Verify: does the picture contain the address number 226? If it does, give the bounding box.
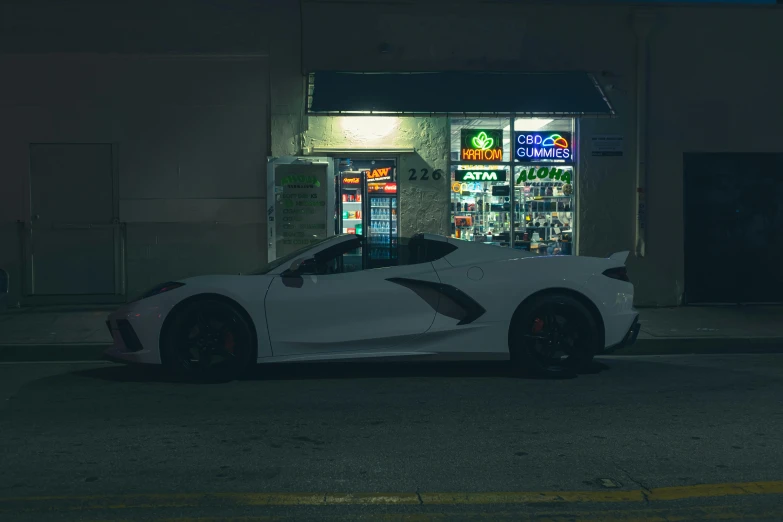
[408,168,443,181]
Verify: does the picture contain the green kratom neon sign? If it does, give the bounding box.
[516,167,572,184]
[471,132,494,150]
[461,129,503,161]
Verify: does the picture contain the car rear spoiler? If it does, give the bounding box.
[608,251,630,264]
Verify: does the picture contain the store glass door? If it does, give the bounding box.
[513,165,575,255]
[450,167,511,245]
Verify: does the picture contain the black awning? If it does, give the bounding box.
[307,71,615,117]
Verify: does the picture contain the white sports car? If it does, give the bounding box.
[105,233,639,379]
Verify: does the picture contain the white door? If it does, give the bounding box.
[264,238,439,356]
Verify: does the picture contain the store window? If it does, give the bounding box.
[449,117,576,255]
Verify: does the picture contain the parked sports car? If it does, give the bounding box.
[105,233,639,379]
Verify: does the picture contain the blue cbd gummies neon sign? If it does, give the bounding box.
[514,132,573,162]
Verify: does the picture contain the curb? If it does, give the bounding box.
[613,337,783,356]
[0,343,110,362]
[1,338,783,363]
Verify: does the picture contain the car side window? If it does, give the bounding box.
[397,236,457,266]
[304,238,363,275]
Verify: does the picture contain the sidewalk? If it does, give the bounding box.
[0,305,782,362]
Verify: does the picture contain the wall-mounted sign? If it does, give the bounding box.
[454,169,508,182]
[342,176,361,185]
[514,131,573,162]
[591,134,623,157]
[461,129,503,161]
[515,167,573,184]
[365,166,392,181]
[274,163,328,258]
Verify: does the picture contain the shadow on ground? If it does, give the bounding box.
[73,359,611,384]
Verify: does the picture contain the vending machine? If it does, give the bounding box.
[365,180,398,267]
[336,170,364,236]
[334,159,399,268]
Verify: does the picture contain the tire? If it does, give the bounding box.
[161,298,257,382]
[509,293,599,378]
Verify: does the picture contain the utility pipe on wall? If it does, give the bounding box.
[632,11,655,258]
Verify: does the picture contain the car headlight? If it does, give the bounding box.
[132,282,185,302]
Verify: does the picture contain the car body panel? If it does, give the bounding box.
[104,234,638,367]
[264,262,440,356]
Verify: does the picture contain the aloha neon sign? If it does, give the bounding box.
[461,129,503,161]
[515,167,572,184]
[514,132,572,162]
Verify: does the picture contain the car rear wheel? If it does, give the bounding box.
[161,299,256,381]
[509,294,599,378]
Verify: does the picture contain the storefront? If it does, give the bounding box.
[286,71,614,258]
[449,117,576,254]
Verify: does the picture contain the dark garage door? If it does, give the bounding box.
[684,153,783,303]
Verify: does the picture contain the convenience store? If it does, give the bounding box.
[303,71,615,256]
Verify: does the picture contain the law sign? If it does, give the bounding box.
[454,169,507,182]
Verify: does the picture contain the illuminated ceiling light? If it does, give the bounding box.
[504,118,554,132]
[339,116,399,139]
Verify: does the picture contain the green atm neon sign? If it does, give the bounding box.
[455,169,508,182]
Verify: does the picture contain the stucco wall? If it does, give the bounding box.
[0,55,269,304]
[303,116,451,236]
[294,0,783,306]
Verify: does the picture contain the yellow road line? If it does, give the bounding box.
[1,480,782,512]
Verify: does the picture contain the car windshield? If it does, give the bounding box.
[250,236,347,275]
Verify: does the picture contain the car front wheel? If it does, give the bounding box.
[161,299,256,381]
[509,294,599,378]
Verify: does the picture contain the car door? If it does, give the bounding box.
[264,237,440,357]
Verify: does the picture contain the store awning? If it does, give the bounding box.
[306,71,615,117]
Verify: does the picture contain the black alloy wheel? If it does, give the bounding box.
[509,294,598,378]
[162,299,256,381]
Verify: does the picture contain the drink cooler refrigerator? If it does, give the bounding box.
[335,173,398,268]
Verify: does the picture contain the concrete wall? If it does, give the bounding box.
[296,0,783,306]
[1,1,781,307]
[0,55,269,304]
[303,116,451,236]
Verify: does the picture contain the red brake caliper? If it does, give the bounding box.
[223,331,235,354]
[532,318,545,334]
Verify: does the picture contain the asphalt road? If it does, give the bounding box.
[1,354,783,521]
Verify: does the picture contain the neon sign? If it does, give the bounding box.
[366,167,392,181]
[454,169,507,182]
[514,132,572,162]
[461,129,503,161]
[368,182,397,193]
[342,176,361,185]
[515,167,572,184]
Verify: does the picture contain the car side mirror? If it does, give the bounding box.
[288,258,305,274]
[287,257,316,275]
